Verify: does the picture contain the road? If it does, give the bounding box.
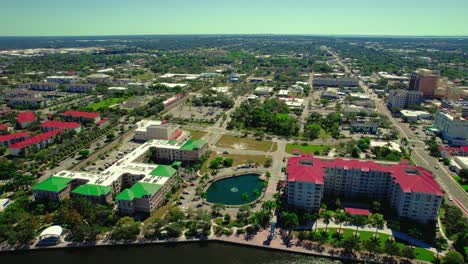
[325,46,468,215]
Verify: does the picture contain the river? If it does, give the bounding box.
[0,241,348,264]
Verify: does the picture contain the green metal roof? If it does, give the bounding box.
[116,182,162,201]
[115,189,134,201]
[168,140,177,145]
[172,161,182,166]
[150,165,176,177]
[180,139,207,151]
[71,184,112,197]
[32,176,71,192]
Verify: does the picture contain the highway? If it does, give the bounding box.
[326,46,468,215]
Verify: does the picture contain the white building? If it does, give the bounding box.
[433,110,468,146]
[400,110,432,122]
[134,120,182,141]
[254,86,273,96]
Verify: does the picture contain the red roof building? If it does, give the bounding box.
[40,121,81,132]
[9,130,63,156]
[0,131,30,147]
[16,111,36,128]
[344,208,370,216]
[62,110,101,123]
[286,155,443,223]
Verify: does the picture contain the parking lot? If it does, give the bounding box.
[82,140,142,173]
[166,105,224,122]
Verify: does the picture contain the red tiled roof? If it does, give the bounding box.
[96,117,110,125]
[286,155,443,196]
[62,110,100,119]
[17,111,35,123]
[40,121,80,129]
[0,131,29,142]
[9,130,62,149]
[0,124,9,130]
[176,93,184,98]
[461,146,468,152]
[345,208,370,216]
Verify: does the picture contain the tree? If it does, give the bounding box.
[342,235,361,253]
[363,236,381,254]
[223,213,231,224]
[321,211,333,232]
[434,236,448,259]
[459,168,468,183]
[79,149,90,158]
[384,239,400,257]
[335,210,347,234]
[370,213,384,238]
[350,215,368,237]
[281,211,299,236]
[371,201,381,212]
[401,246,417,259]
[165,207,185,223]
[222,158,233,167]
[106,132,115,140]
[261,200,276,213]
[304,123,321,140]
[442,251,464,264]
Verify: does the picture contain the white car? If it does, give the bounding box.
[448,196,453,201]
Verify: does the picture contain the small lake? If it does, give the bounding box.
[205,174,264,205]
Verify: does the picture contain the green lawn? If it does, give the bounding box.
[454,176,468,192]
[87,97,126,111]
[216,135,273,152]
[313,228,435,262]
[285,143,333,155]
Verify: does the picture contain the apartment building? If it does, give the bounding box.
[18,82,58,91]
[9,130,63,156]
[285,155,443,223]
[40,120,81,133]
[433,110,468,146]
[387,89,423,111]
[61,110,101,123]
[64,83,96,93]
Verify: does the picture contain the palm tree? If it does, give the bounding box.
[434,236,448,260]
[350,215,368,237]
[335,209,347,234]
[321,211,333,233]
[370,213,385,238]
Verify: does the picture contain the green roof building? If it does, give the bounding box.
[71,184,113,203]
[116,182,162,201]
[150,165,177,178]
[32,176,71,193]
[180,139,207,151]
[32,176,72,201]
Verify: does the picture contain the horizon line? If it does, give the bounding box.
[0,33,467,39]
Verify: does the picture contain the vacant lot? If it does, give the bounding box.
[285,143,333,155]
[216,135,273,152]
[87,97,126,111]
[184,128,207,140]
[167,105,224,122]
[201,152,271,174]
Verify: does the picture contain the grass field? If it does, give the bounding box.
[313,228,435,262]
[285,143,333,155]
[454,176,468,191]
[201,152,270,174]
[184,128,207,140]
[87,97,126,111]
[215,135,273,152]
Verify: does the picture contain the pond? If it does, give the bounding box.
[205,174,265,205]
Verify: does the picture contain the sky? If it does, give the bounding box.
[0,0,467,36]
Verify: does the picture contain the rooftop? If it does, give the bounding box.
[32,176,71,192]
[17,111,35,123]
[10,130,63,149]
[62,110,100,119]
[180,139,207,151]
[287,155,443,196]
[71,184,112,197]
[115,182,162,201]
[40,120,81,129]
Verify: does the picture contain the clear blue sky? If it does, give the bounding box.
[1,0,467,36]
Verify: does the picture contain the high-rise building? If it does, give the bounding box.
[387,89,423,111]
[408,69,440,97]
[285,155,443,223]
[433,109,468,146]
